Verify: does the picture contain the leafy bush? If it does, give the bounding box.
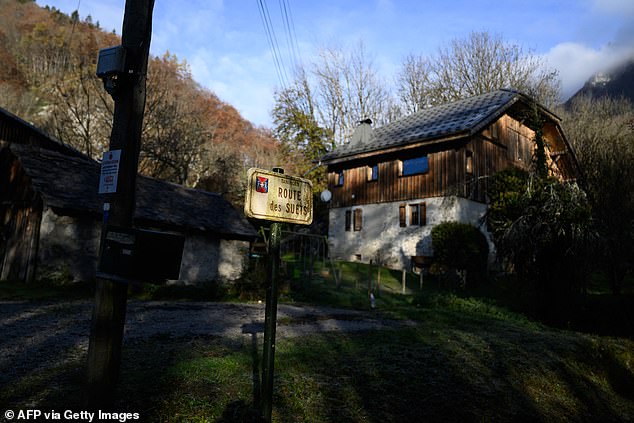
[431,221,489,288]
[487,168,597,313]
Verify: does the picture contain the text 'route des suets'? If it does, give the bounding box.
[269,185,310,216]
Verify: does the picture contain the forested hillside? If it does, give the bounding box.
[0,0,288,207]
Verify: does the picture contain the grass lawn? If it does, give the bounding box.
[1,263,634,422]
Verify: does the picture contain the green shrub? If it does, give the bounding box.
[431,221,489,288]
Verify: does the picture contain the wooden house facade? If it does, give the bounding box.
[321,90,580,269]
[0,107,257,284]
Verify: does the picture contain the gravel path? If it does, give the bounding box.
[0,300,415,390]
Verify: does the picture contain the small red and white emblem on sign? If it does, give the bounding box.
[255,176,268,193]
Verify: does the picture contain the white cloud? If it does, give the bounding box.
[545,42,634,100]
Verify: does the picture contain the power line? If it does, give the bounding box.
[279,0,301,71]
[257,0,289,89]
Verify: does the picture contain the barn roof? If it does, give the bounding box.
[7,143,257,240]
[322,89,560,162]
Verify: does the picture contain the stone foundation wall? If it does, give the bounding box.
[328,196,490,269]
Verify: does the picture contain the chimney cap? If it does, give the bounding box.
[359,118,373,125]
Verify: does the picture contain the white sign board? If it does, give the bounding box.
[244,168,313,225]
[98,150,121,194]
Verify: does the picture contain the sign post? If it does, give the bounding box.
[244,167,312,422]
[261,208,281,422]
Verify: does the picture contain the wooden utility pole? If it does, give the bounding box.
[86,0,154,409]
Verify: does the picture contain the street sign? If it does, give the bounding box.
[98,150,121,194]
[244,168,313,225]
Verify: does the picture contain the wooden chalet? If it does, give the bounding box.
[0,107,257,284]
[321,89,580,269]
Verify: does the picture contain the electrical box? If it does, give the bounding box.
[96,46,126,77]
[98,226,136,279]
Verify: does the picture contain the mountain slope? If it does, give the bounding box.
[566,58,634,106]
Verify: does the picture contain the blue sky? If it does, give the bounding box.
[37,0,634,127]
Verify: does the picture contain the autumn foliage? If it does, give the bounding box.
[0,0,283,207]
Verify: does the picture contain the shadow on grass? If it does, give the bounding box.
[2,299,633,422]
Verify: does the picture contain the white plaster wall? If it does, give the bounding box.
[328,196,489,269]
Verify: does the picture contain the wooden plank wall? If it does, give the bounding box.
[328,113,571,208]
[329,146,464,208]
[0,148,42,282]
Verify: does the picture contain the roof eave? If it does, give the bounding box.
[321,131,470,165]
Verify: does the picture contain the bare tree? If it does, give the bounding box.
[139,55,208,185]
[396,54,434,114]
[45,58,113,158]
[313,42,393,144]
[273,41,394,147]
[397,32,561,110]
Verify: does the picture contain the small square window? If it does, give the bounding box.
[409,203,427,226]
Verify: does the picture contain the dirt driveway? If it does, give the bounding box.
[0,300,414,390]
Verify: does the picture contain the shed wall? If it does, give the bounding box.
[37,207,100,282]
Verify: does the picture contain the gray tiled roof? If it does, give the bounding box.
[9,144,257,240]
[322,89,527,161]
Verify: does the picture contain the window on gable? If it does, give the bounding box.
[409,203,427,226]
[345,210,351,231]
[491,122,499,140]
[401,156,429,176]
[367,164,378,182]
[353,208,362,231]
[466,150,474,175]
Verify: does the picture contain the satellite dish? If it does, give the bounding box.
[320,189,332,202]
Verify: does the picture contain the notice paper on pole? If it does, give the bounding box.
[98,150,121,194]
[244,168,313,225]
